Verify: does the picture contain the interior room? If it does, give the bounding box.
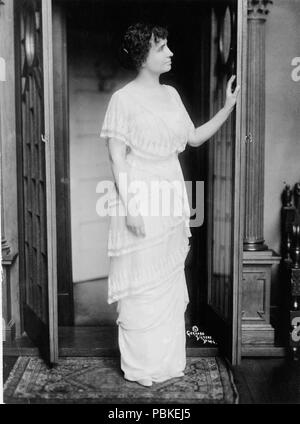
[4,0,300,404]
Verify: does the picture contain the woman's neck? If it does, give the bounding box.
[133,69,162,90]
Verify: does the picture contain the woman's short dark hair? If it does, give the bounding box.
[120,22,168,71]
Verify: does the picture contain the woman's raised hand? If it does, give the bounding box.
[224,75,240,112]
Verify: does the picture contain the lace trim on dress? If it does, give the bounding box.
[99,84,195,156]
[100,91,131,147]
[128,124,176,157]
[107,241,191,304]
[100,129,131,148]
[115,85,192,157]
[108,218,191,257]
[164,85,196,150]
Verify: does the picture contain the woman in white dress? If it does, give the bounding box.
[100,23,240,387]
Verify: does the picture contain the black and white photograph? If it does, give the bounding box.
[1,0,300,407]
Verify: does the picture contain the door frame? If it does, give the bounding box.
[206,0,247,365]
[231,0,247,365]
[52,1,74,326]
[43,0,59,364]
[14,0,58,364]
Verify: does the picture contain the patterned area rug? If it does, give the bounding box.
[4,357,239,404]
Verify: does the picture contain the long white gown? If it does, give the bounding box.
[100,82,195,384]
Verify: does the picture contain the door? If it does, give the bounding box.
[15,0,58,364]
[206,0,247,364]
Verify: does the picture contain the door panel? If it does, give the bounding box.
[15,0,58,364]
[206,0,246,364]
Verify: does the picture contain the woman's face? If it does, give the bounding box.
[141,34,174,74]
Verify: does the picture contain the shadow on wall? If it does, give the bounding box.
[73,279,118,326]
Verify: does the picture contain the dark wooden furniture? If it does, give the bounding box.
[241,249,281,354]
[281,183,300,360]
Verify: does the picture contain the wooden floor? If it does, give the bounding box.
[3,326,219,357]
[3,355,300,404]
[234,358,300,404]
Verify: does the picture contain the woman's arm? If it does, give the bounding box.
[188,75,240,148]
[108,138,146,237]
[108,138,134,212]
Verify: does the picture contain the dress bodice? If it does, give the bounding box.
[100,83,195,159]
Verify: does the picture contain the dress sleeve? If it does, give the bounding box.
[167,85,195,142]
[100,91,131,147]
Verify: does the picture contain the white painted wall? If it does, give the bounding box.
[265,0,300,302]
[69,43,113,283]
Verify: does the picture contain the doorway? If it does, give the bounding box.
[13,0,245,365]
[50,0,245,361]
[54,0,212,349]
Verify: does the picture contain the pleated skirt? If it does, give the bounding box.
[107,153,191,383]
[117,255,189,383]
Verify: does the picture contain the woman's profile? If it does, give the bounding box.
[100,22,240,387]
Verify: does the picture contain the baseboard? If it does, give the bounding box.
[242,345,287,357]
